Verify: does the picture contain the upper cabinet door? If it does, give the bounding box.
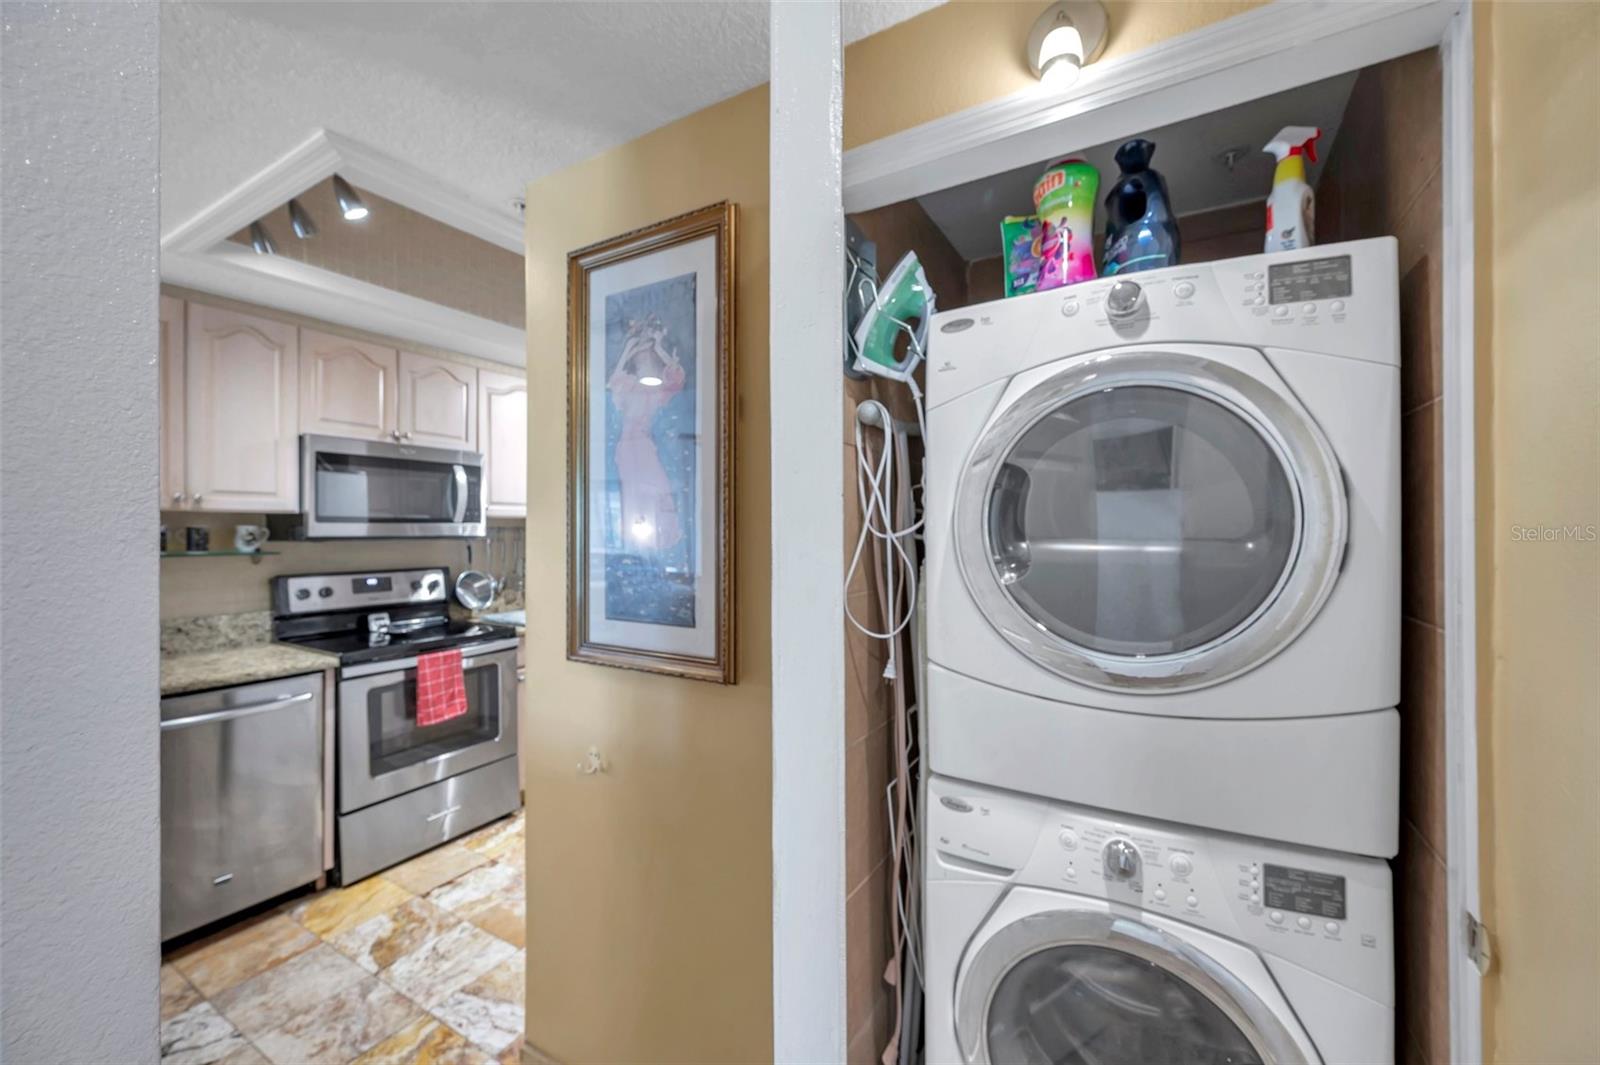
[478,368,528,518]
[398,350,477,450]
[159,296,187,510]
[185,304,300,513]
[300,330,399,441]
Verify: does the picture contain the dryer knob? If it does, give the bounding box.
[1106,279,1144,318]
[1103,839,1140,881]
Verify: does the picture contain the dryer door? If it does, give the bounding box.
[955,910,1310,1065]
[954,348,1345,692]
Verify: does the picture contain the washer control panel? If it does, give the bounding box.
[927,778,1393,994]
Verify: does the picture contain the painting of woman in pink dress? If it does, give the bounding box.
[603,274,698,627]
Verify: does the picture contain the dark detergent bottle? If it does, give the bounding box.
[1102,138,1181,276]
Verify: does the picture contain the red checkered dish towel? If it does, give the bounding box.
[415,648,469,727]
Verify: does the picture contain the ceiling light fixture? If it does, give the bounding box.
[288,198,318,239]
[1027,1,1108,89]
[332,175,369,221]
[248,221,278,255]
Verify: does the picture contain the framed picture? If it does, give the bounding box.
[567,202,736,683]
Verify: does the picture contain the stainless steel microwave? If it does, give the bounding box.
[279,434,486,539]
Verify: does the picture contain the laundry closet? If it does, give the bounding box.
[842,45,1446,1065]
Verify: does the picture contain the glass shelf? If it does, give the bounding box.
[160,550,280,565]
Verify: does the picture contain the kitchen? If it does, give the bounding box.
[156,128,532,1065]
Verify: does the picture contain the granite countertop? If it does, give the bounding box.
[161,644,335,697]
[160,610,334,697]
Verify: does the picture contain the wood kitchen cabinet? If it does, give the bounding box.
[398,350,476,450]
[478,368,528,518]
[159,295,187,509]
[182,304,300,513]
[299,330,398,441]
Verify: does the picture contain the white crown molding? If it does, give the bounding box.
[162,128,526,365]
[164,244,526,366]
[843,0,1458,212]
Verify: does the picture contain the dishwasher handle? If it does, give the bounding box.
[161,691,315,731]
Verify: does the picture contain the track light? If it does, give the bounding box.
[1027,1,1108,88]
[332,175,369,221]
[288,198,317,239]
[249,221,278,255]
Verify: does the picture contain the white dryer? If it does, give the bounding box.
[924,776,1394,1065]
[924,237,1400,857]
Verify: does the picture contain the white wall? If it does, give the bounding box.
[1,4,162,1061]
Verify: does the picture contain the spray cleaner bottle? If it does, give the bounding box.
[1264,126,1322,252]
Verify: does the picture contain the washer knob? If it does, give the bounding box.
[1103,839,1140,881]
[1106,279,1144,319]
[1169,854,1193,878]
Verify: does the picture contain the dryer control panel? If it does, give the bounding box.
[927,776,1394,1001]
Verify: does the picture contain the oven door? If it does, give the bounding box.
[337,641,518,813]
[303,433,485,539]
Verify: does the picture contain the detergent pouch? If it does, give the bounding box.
[1001,215,1043,297]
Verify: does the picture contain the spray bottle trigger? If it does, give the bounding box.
[1303,134,1320,165]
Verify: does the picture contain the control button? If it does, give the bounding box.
[1273,306,1291,318]
[1173,281,1196,300]
[1153,888,1167,902]
[1061,299,1080,317]
[1169,854,1193,877]
[294,588,311,601]
[1303,302,1317,316]
[1251,891,1261,902]
[1064,867,1077,881]
[1269,910,1285,924]
[1297,916,1312,930]
[1252,295,1265,306]
[1330,300,1346,314]
[317,586,334,598]
[1185,894,1199,908]
[1057,829,1078,851]
[1326,921,1341,935]
[1105,280,1144,319]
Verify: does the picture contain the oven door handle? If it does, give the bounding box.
[451,464,468,524]
[337,638,521,679]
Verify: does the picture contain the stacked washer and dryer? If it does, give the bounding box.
[920,237,1402,1064]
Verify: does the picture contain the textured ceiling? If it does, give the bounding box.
[162,0,944,238]
[917,71,1359,261]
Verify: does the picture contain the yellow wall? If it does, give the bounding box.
[520,86,772,1063]
[1475,3,1600,1060]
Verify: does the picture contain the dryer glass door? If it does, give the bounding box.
[955,350,1346,692]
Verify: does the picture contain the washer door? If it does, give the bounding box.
[954,349,1345,692]
[956,911,1308,1065]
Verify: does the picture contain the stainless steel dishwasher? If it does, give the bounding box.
[160,672,325,939]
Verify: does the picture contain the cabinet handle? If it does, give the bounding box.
[161,691,314,731]
[516,669,526,682]
[390,429,401,441]
[192,493,203,505]
[402,431,413,442]
[172,491,185,504]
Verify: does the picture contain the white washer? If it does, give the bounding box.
[924,237,1400,857]
[925,776,1394,1065]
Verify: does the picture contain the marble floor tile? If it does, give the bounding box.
[328,897,460,976]
[383,842,491,896]
[289,875,413,939]
[170,914,318,999]
[424,860,519,917]
[350,1017,494,1065]
[431,952,525,1058]
[215,1044,270,1065]
[495,1039,524,1065]
[380,918,517,1010]
[162,963,204,1021]
[461,815,523,864]
[160,1001,252,1065]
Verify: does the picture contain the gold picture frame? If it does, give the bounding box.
[566,202,736,683]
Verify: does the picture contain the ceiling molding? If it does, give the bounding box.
[161,128,526,365]
[842,0,1458,212]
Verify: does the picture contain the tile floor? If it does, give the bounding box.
[161,812,526,1065]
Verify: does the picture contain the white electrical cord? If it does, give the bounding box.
[844,388,925,681]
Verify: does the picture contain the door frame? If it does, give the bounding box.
[770,0,1481,1059]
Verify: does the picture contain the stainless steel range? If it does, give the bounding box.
[273,566,520,883]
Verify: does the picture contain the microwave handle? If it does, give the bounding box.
[451,464,468,523]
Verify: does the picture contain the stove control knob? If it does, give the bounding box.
[1106,279,1144,319]
[1103,839,1140,881]
[411,579,422,591]
[294,588,311,601]
[317,586,334,598]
